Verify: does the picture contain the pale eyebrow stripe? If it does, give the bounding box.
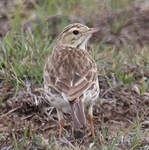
[60,23,85,34]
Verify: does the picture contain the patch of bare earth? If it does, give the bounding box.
[91,7,149,47]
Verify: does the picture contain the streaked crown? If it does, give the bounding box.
[55,23,99,50]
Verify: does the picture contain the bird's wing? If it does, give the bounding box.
[44,47,98,102]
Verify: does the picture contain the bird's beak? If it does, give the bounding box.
[86,28,100,34]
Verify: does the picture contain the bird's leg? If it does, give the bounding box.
[56,109,64,137]
[88,105,95,138]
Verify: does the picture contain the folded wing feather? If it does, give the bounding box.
[45,47,97,102]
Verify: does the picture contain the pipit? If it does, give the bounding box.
[43,23,99,139]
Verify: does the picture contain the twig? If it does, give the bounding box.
[101,84,122,97]
[0,106,21,118]
[58,137,76,149]
[21,114,34,120]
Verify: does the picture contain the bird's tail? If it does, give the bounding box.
[70,100,86,130]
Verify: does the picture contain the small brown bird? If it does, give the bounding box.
[43,23,99,138]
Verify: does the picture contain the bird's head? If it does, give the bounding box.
[56,23,99,50]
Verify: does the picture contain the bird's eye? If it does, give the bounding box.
[73,30,79,35]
